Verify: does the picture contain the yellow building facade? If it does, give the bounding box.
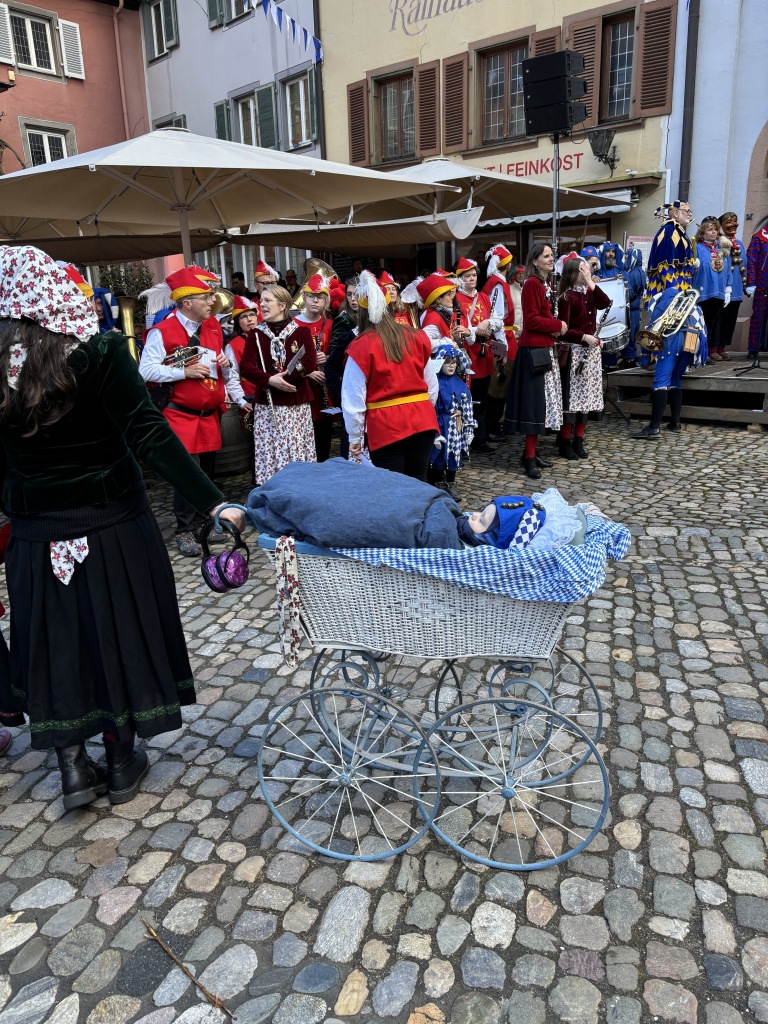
[318,0,678,259]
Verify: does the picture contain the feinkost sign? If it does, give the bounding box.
[389,0,485,36]
[484,154,586,177]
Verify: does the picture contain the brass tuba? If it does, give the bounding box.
[637,288,700,353]
[291,257,338,311]
[117,295,141,363]
[210,288,235,317]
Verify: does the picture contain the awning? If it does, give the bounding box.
[479,188,633,226]
[236,208,485,257]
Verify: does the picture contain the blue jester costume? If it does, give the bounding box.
[430,345,476,474]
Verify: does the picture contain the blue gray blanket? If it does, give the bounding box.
[245,459,463,550]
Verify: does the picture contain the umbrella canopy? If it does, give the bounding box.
[235,208,484,258]
[0,129,458,262]
[9,232,224,264]
[309,157,627,224]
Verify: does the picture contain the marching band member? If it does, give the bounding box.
[717,212,747,360]
[326,277,360,459]
[505,243,566,479]
[224,295,259,413]
[342,271,438,481]
[481,245,518,363]
[486,263,524,438]
[379,271,418,326]
[139,268,231,555]
[416,273,463,353]
[294,273,335,462]
[556,256,611,461]
[633,200,705,439]
[693,216,733,361]
[455,256,500,454]
[239,285,318,485]
[621,247,646,367]
[252,259,278,309]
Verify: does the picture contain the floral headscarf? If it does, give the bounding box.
[0,245,99,389]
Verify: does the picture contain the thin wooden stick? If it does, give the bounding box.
[141,917,236,1020]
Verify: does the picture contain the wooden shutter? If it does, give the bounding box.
[214,100,232,140]
[58,20,85,79]
[530,28,561,56]
[0,4,15,65]
[162,0,179,50]
[308,66,318,141]
[415,61,440,158]
[567,16,601,127]
[442,52,468,154]
[256,85,278,149]
[208,0,223,28]
[637,0,677,117]
[347,79,369,166]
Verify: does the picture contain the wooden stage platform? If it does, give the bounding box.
[609,359,768,430]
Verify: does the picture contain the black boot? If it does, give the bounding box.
[103,737,150,805]
[535,454,553,469]
[666,389,683,432]
[557,436,578,460]
[632,390,667,440]
[572,435,588,459]
[56,744,108,812]
[521,456,541,479]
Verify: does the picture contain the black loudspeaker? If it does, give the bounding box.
[522,50,588,135]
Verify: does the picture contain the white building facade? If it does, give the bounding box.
[141,0,322,282]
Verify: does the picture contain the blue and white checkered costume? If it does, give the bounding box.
[334,514,630,603]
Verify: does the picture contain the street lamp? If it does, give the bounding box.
[587,128,618,175]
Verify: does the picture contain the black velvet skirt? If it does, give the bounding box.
[5,488,196,750]
[504,347,548,435]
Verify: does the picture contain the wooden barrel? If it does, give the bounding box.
[215,408,252,476]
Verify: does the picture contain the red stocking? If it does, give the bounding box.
[574,421,586,439]
[524,434,537,459]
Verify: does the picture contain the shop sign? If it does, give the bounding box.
[484,153,586,177]
[389,0,485,37]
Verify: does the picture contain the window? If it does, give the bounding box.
[602,14,634,120]
[236,86,278,149]
[155,114,187,129]
[10,11,53,71]
[142,0,178,61]
[228,0,249,18]
[377,73,414,162]
[285,73,313,149]
[480,42,527,144]
[21,120,74,166]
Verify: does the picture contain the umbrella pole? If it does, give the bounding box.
[178,207,193,265]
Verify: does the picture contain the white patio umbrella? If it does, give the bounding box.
[0,129,458,263]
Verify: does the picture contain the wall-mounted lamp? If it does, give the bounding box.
[587,128,618,175]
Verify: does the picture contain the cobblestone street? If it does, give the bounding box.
[1,416,767,1024]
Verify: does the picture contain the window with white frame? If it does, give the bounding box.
[149,2,166,58]
[10,10,54,72]
[142,0,178,61]
[228,0,249,19]
[23,123,72,165]
[238,94,257,147]
[286,74,310,149]
[236,86,278,149]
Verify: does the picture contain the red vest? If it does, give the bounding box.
[456,290,494,379]
[227,334,256,394]
[482,275,519,360]
[347,329,438,451]
[421,308,453,342]
[296,315,333,420]
[155,312,225,454]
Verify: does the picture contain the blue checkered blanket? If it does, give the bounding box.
[333,514,631,603]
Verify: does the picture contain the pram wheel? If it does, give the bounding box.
[415,697,609,871]
[258,688,440,861]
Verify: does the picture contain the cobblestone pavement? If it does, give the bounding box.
[1,417,767,1024]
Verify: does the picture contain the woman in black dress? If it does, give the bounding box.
[0,246,243,810]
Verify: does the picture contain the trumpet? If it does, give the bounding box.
[210,288,235,317]
[163,346,206,368]
[117,295,140,364]
[637,288,700,353]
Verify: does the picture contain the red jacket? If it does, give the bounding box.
[519,276,562,348]
[155,312,225,454]
[239,321,317,407]
[456,290,494,379]
[560,286,611,344]
[296,314,333,420]
[347,329,438,451]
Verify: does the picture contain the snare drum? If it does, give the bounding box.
[596,277,629,354]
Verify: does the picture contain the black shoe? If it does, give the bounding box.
[471,442,495,455]
[486,432,504,443]
[665,421,682,433]
[572,437,588,459]
[56,745,108,811]
[535,455,553,469]
[104,739,150,805]
[632,425,661,440]
[557,437,579,461]
[521,457,541,479]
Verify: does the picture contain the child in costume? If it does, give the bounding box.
[428,344,476,502]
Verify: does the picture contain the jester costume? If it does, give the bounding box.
[430,345,475,478]
[645,210,697,307]
[746,226,768,356]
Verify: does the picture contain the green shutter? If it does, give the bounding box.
[256,85,278,150]
[162,0,179,49]
[208,0,223,28]
[214,100,232,140]
[141,2,156,60]
[308,67,318,141]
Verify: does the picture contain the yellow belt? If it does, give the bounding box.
[366,393,430,411]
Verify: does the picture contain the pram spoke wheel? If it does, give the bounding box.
[416,698,609,871]
[257,688,440,861]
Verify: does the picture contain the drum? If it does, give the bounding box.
[596,277,629,353]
